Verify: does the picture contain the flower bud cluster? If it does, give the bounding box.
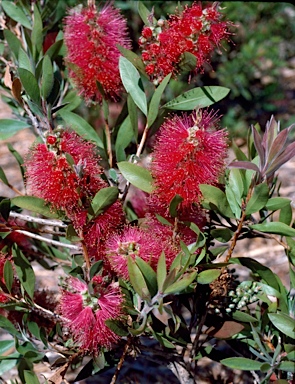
[139,2,231,84]
[225,281,261,313]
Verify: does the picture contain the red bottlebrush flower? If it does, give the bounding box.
[25,130,105,222]
[59,277,123,354]
[151,109,228,207]
[64,3,131,103]
[139,2,232,84]
[105,226,163,279]
[83,201,125,260]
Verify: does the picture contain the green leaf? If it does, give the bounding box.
[179,52,197,72]
[117,161,153,193]
[268,313,295,339]
[3,29,21,58]
[211,228,233,243]
[105,319,129,337]
[41,55,54,100]
[91,187,119,216]
[127,256,150,300]
[0,340,15,355]
[163,271,197,295]
[197,269,221,284]
[135,256,157,297]
[250,222,295,237]
[115,116,133,162]
[58,111,104,149]
[31,4,43,56]
[0,352,20,376]
[23,370,40,384]
[127,93,138,140]
[279,203,293,226]
[169,194,183,218]
[18,48,33,73]
[221,357,262,371]
[0,167,9,186]
[1,1,31,29]
[137,1,157,25]
[200,184,234,218]
[7,143,25,178]
[0,198,11,221]
[89,261,103,281]
[12,247,35,299]
[162,86,230,110]
[117,45,146,76]
[157,252,167,292]
[119,56,147,116]
[231,257,280,292]
[11,196,60,219]
[0,119,30,140]
[3,260,14,294]
[147,73,171,127]
[0,315,22,337]
[277,361,295,373]
[232,310,258,323]
[245,183,269,215]
[18,68,40,105]
[266,197,291,211]
[225,168,244,218]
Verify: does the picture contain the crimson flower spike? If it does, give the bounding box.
[229,116,295,184]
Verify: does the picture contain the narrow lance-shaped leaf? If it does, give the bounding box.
[41,55,54,100]
[91,187,119,216]
[251,125,265,169]
[228,160,260,173]
[31,3,43,56]
[117,161,153,193]
[163,270,197,295]
[268,313,295,339]
[18,68,40,105]
[12,247,35,299]
[0,167,9,186]
[127,256,150,300]
[58,110,104,149]
[250,222,295,237]
[197,269,221,284]
[267,127,288,166]
[157,252,167,292]
[3,260,14,293]
[147,73,171,127]
[3,29,22,58]
[245,182,269,215]
[11,196,61,219]
[162,86,230,110]
[221,357,263,371]
[0,119,30,140]
[117,45,146,76]
[137,1,157,25]
[267,141,295,176]
[135,257,157,297]
[1,1,32,29]
[119,56,147,116]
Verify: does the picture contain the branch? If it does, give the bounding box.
[9,211,67,228]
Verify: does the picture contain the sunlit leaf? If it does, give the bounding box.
[162,86,230,110]
[118,161,153,193]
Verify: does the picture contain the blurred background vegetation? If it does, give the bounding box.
[2,1,295,139]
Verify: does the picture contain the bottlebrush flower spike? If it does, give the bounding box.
[59,276,123,354]
[105,226,163,279]
[139,2,232,84]
[64,3,131,103]
[25,130,105,223]
[151,109,228,207]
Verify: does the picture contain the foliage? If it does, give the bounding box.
[0,1,294,383]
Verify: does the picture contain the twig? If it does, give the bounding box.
[0,179,23,196]
[105,118,113,169]
[110,337,132,384]
[136,123,149,158]
[9,211,67,228]
[14,229,82,251]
